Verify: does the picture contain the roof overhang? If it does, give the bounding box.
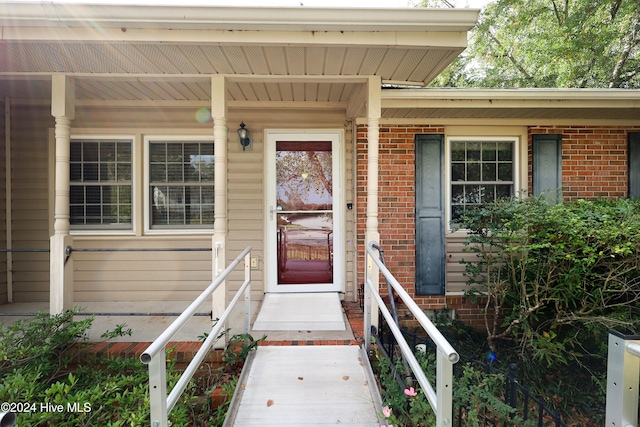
[0,2,479,106]
[0,3,480,32]
[379,88,640,122]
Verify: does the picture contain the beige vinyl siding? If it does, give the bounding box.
[73,105,228,303]
[446,233,469,294]
[224,109,351,302]
[8,102,354,304]
[11,105,52,302]
[72,238,212,301]
[344,121,356,301]
[0,100,6,304]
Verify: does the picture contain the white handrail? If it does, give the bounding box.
[365,241,458,427]
[141,246,252,427]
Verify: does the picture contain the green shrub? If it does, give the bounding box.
[458,196,640,418]
[0,310,251,426]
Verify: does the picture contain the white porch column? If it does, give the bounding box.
[211,76,228,335]
[365,76,381,329]
[50,74,75,315]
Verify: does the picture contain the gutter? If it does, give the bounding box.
[0,2,479,32]
[382,87,640,102]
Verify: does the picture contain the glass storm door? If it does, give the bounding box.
[276,140,333,285]
[266,132,343,293]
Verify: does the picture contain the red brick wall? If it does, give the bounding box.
[357,124,640,330]
[356,124,488,328]
[528,126,640,199]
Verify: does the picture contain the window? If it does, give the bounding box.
[70,139,132,229]
[148,139,214,229]
[450,140,515,223]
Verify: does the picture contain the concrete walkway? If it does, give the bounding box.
[224,294,383,426]
[226,346,382,426]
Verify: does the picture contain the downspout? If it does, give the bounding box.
[4,97,11,303]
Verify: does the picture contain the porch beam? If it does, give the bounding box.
[211,75,227,346]
[346,83,367,120]
[50,74,75,315]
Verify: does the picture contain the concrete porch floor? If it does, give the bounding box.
[0,297,363,345]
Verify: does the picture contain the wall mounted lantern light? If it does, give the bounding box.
[237,122,252,151]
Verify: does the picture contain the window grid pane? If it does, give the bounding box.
[70,140,132,229]
[451,141,514,223]
[149,141,214,228]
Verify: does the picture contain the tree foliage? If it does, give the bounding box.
[426,0,640,88]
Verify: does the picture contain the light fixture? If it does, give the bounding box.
[237,122,251,151]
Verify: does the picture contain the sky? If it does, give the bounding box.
[16,0,491,9]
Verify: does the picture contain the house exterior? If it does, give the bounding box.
[1,2,640,329]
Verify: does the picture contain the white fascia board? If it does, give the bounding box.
[0,3,479,32]
[382,88,640,107]
[2,26,470,49]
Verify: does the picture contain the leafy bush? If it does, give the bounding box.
[0,308,91,378]
[458,196,640,417]
[0,310,254,426]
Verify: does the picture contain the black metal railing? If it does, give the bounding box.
[374,314,569,427]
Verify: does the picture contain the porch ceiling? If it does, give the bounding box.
[0,3,478,104]
[0,76,365,104]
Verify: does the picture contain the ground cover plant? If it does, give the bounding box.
[458,196,640,423]
[372,343,529,427]
[0,310,256,426]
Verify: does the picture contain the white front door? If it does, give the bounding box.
[265,130,343,293]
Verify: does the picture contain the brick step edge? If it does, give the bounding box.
[68,341,225,364]
[258,339,361,346]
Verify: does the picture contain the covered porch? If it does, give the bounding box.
[0,3,480,328]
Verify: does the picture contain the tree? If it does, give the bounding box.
[427,0,640,88]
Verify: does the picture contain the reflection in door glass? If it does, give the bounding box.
[276,142,332,211]
[277,212,333,284]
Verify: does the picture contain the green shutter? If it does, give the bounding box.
[532,134,562,203]
[415,134,445,295]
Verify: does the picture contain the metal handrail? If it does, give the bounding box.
[371,243,411,386]
[67,247,212,252]
[141,245,252,427]
[605,331,640,427]
[365,241,459,427]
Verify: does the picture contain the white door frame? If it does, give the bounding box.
[265,129,344,293]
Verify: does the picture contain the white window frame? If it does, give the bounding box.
[143,135,215,235]
[445,136,520,231]
[69,134,136,236]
